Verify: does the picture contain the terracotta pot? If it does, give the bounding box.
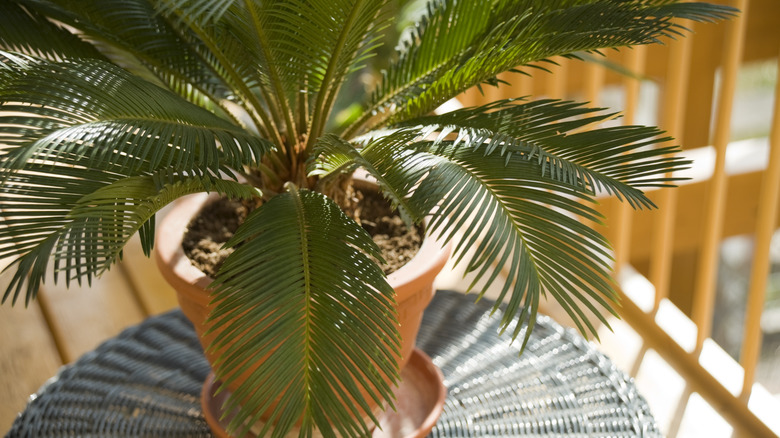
[155,189,451,436]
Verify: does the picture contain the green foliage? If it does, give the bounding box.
[0,51,269,305]
[318,98,690,347]
[393,99,688,208]
[208,186,399,437]
[0,3,105,61]
[310,132,428,224]
[0,0,735,436]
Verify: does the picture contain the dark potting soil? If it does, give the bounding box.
[182,188,422,278]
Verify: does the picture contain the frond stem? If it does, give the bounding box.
[285,182,314,417]
[242,161,280,186]
[244,0,298,141]
[340,59,454,139]
[297,83,309,136]
[265,148,288,171]
[305,0,369,152]
[186,22,284,147]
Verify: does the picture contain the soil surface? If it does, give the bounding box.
[182,188,422,278]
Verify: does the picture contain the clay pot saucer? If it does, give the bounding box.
[202,348,446,438]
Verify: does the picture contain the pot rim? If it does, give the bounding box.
[155,191,452,302]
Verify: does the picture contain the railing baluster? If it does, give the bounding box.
[649,20,694,308]
[583,57,605,107]
[516,71,533,98]
[739,53,780,401]
[546,56,568,99]
[691,0,749,349]
[613,48,646,271]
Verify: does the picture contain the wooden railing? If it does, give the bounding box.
[454,0,780,436]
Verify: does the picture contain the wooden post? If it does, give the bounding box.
[691,0,749,348]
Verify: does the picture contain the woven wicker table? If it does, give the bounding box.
[6,290,661,437]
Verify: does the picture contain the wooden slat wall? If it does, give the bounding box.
[690,0,749,348]
[120,235,179,316]
[647,18,690,307]
[740,50,780,402]
[611,47,645,271]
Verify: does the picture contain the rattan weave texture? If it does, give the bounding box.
[6,290,660,437]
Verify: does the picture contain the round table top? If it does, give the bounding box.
[6,290,661,437]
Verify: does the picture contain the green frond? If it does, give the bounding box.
[152,0,238,25]
[340,125,621,343]
[353,99,690,343]
[9,0,238,118]
[349,0,736,133]
[343,0,492,137]
[0,174,255,305]
[149,0,303,140]
[36,0,280,137]
[206,186,399,437]
[309,132,426,224]
[0,2,105,61]
[153,0,392,142]
[253,0,388,111]
[0,52,269,178]
[308,134,363,179]
[0,52,270,304]
[303,0,392,144]
[394,99,690,209]
[408,143,619,346]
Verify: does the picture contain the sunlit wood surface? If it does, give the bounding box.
[0,236,178,432]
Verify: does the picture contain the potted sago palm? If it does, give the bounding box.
[0,0,733,437]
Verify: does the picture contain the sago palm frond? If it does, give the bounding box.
[153,0,393,143]
[0,173,254,305]
[0,51,269,303]
[392,99,689,208]
[9,0,235,116]
[310,132,429,224]
[413,143,617,344]
[323,100,689,345]
[0,2,105,61]
[207,185,399,438]
[0,52,268,177]
[345,0,735,135]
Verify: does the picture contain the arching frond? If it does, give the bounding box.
[207,186,399,437]
[0,2,105,61]
[348,0,736,134]
[303,0,393,144]
[9,0,237,118]
[393,99,690,208]
[153,0,392,141]
[0,53,270,304]
[346,117,687,346]
[343,0,492,137]
[0,174,255,305]
[0,53,269,178]
[411,143,618,347]
[309,132,427,224]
